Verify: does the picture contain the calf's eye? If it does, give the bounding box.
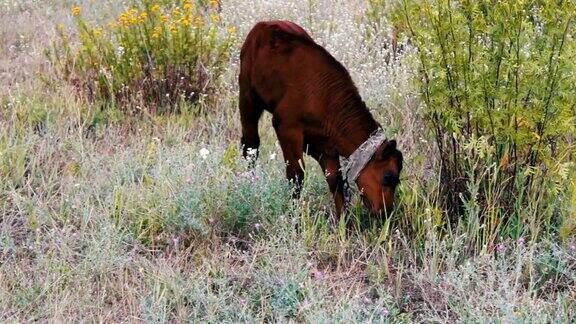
[382,172,399,187]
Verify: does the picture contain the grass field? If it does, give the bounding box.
[1,0,575,322]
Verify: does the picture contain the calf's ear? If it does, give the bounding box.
[376,140,397,159]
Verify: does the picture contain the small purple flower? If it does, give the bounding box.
[517,237,525,246]
[540,163,547,172]
[382,308,390,317]
[496,243,506,253]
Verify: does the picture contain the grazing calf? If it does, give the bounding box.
[239,20,403,217]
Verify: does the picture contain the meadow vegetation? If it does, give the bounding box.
[1,0,575,322]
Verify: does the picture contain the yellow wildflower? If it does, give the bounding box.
[211,13,220,23]
[170,25,178,33]
[71,6,81,16]
[227,26,236,34]
[138,12,148,23]
[119,12,129,25]
[93,28,103,37]
[181,16,191,26]
[195,16,204,27]
[209,0,220,8]
[151,26,162,38]
[173,8,181,16]
[57,23,65,30]
[151,4,161,12]
[183,2,193,10]
[160,15,169,22]
[517,117,529,127]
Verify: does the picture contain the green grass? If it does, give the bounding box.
[1,0,575,322]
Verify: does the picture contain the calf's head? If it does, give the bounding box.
[355,140,403,216]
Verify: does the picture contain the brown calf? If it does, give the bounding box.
[239,21,403,217]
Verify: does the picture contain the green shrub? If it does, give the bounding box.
[270,280,305,318]
[52,0,236,114]
[390,0,575,237]
[220,169,293,238]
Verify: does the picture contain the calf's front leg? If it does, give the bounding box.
[274,120,305,197]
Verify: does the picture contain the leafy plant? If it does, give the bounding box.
[390,0,575,236]
[52,0,236,114]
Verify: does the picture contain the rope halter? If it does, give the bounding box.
[342,128,387,182]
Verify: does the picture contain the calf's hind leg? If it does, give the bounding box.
[239,88,264,160]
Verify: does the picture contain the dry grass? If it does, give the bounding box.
[1,0,575,322]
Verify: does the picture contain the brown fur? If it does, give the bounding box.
[239,21,403,217]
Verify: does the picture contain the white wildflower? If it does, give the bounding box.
[247,147,258,157]
[199,147,210,159]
